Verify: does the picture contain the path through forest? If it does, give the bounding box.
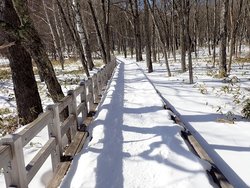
[60,58,214,188]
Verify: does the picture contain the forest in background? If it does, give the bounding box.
[0,0,250,128]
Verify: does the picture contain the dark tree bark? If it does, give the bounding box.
[193,0,199,58]
[171,0,177,62]
[0,0,43,125]
[184,0,193,84]
[144,0,153,73]
[0,0,66,102]
[151,0,157,62]
[88,0,107,64]
[206,0,211,55]
[228,0,244,73]
[213,0,217,67]
[219,0,229,77]
[174,0,186,72]
[101,0,111,63]
[147,0,171,76]
[8,44,43,124]
[129,0,143,62]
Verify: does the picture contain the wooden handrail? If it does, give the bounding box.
[0,57,117,188]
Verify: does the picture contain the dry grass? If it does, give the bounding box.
[93,59,104,67]
[0,116,18,136]
[235,57,250,64]
[63,69,83,75]
[0,69,11,80]
[51,57,79,66]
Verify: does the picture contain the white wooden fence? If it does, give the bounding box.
[0,57,117,188]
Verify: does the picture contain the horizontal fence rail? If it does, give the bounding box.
[0,57,117,188]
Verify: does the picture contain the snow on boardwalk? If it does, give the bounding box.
[60,59,214,188]
[136,60,250,188]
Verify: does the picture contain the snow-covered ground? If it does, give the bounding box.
[0,47,249,187]
[135,53,250,187]
[60,58,214,188]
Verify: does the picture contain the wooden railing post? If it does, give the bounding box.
[87,78,95,113]
[107,61,112,78]
[67,90,78,137]
[2,135,28,188]
[104,66,109,84]
[46,104,62,171]
[96,71,102,96]
[80,81,88,120]
[92,73,99,104]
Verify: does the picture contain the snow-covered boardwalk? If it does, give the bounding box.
[137,60,250,188]
[60,59,214,188]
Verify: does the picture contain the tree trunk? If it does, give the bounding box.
[152,0,157,62]
[42,0,65,70]
[206,0,211,55]
[213,0,217,67]
[57,4,69,57]
[184,0,194,84]
[147,0,171,76]
[194,0,198,58]
[179,1,187,72]
[219,0,229,77]
[72,0,94,70]
[228,0,244,73]
[8,0,65,102]
[101,0,111,63]
[144,0,153,73]
[88,0,107,64]
[56,0,90,76]
[171,0,177,62]
[129,0,143,62]
[8,43,43,124]
[0,0,43,124]
[135,0,143,61]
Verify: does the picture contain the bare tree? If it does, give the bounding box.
[228,0,244,73]
[0,0,43,124]
[101,0,111,63]
[129,0,143,61]
[147,0,171,76]
[184,0,193,83]
[88,0,107,64]
[174,0,187,72]
[144,0,153,73]
[42,0,65,70]
[219,0,229,77]
[56,0,90,76]
[212,0,217,67]
[1,0,65,102]
[206,0,211,55]
[72,0,94,70]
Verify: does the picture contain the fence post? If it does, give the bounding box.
[87,78,95,113]
[46,104,62,171]
[67,90,78,137]
[80,81,88,120]
[96,70,102,96]
[2,135,28,188]
[103,66,108,85]
[92,74,99,104]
